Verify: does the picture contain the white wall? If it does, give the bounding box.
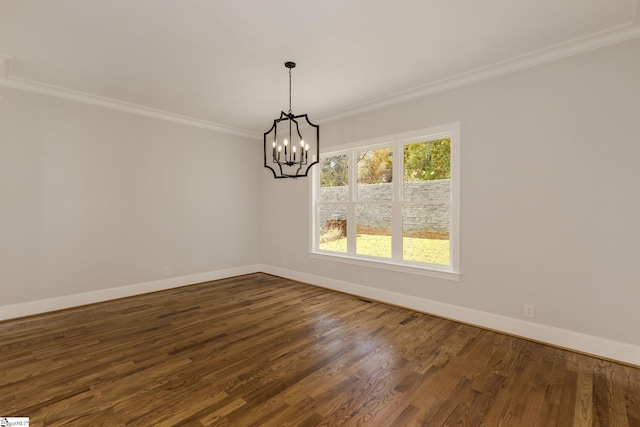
[0,87,261,306]
[1,37,638,364]
[260,39,640,358]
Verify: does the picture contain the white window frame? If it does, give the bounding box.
[310,123,460,281]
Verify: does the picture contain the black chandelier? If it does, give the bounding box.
[264,61,319,179]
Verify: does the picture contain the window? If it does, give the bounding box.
[312,124,459,279]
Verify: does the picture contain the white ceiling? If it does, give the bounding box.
[1,0,639,137]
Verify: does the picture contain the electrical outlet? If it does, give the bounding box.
[282,258,288,267]
[362,273,368,283]
[524,304,535,318]
[163,267,170,276]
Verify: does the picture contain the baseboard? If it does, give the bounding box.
[3,264,638,366]
[261,265,640,367]
[0,265,261,321]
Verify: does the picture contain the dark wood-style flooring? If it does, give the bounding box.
[0,273,638,426]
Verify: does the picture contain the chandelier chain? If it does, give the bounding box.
[288,67,292,114]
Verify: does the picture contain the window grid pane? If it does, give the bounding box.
[318,204,347,253]
[402,203,450,265]
[357,147,393,201]
[356,204,391,258]
[319,154,349,202]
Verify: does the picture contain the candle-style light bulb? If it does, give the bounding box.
[284,139,288,147]
[300,139,305,147]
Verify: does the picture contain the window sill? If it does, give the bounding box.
[309,251,460,282]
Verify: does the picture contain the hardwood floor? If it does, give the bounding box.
[0,273,638,426]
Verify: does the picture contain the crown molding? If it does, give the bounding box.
[0,53,12,78]
[3,18,640,135]
[0,62,260,139]
[317,22,640,125]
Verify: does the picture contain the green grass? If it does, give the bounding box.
[320,234,449,265]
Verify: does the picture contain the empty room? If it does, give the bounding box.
[1,1,639,425]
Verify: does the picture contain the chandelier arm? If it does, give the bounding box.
[272,121,278,163]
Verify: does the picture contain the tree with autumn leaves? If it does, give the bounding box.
[403,138,450,182]
[320,139,450,186]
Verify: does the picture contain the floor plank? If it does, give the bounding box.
[0,273,638,426]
